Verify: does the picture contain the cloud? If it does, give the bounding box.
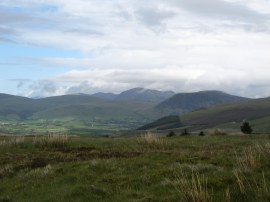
[170,0,268,21]
[0,24,17,42]
[26,80,66,97]
[12,79,31,88]
[66,81,95,94]
[49,63,268,98]
[1,0,270,98]
[0,11,33,24]
[136,7,176,27]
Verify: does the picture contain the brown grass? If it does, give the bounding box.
[234,169,269,197]
[174,170,212,202]
[137,132,169,150]
[208,129,228,136]
[235,146,261,171]
[0,136,25,146]
[33,134,69,148]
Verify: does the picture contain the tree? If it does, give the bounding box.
[181,128,190,136]
[240,121,253,134]
[199,131,205,136]
[167,131,175,137]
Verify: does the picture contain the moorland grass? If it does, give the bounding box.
[1,134,270,201]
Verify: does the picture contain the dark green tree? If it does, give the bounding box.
[199,131,205,136]
[167,131,175,137]
[240,121,253,134]
[181,128,190,136]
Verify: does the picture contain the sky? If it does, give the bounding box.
[0,0,270,98]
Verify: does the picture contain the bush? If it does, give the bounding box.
[240,121,253,134]
[208,129,227,136]
[181,129,190,136]
[167,131,176,137]
[199,131,205,136]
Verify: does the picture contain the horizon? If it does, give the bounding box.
[0,87,263,99]
[1,1,270,98]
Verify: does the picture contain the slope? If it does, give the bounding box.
[140,97,270,132]
[181,97,270,132]
[0,93,43,120]
[0,93,163,134]
[156,90,249,114]
[115,88,175,103]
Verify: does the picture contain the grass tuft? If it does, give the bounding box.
[33,134,70,149]
[0,136,25,147]
[235,146,261,171]
[137,132,169,150]
[174,170,211,202]
[208,129,228,136]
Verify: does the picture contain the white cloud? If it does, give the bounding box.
[1,0,270,98]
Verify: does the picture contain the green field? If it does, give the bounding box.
[1,134,270,201]
[0,118,142,136]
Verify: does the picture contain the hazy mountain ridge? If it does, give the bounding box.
[0,89,254,131]
[0,93,162,132]
[156,90,250,114]
[91,92,117,100]
[140,96,270,132]
[92,88,175,103]
[114,88,175,102]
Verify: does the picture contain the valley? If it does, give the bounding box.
[0,88,259,135]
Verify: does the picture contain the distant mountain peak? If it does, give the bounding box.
[156,90,250,114]
[91,92,117,100]
[116,88,175,102]
[91,88,175,102]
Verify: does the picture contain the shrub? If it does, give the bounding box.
[208,129,227,136]
[240,121,253,134]
[181,129,190,136]
[199,131,205,136]
[167,131,176,137]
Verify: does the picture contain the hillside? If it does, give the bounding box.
[92,88,175,103]
[0,93,161,134]
[181,97,270,132]
[140,97,270,133]
[0,93,43,120]
[138,115,181,130]
[156,90,249,114]
[33,99,158,122]
[91,92,117,100]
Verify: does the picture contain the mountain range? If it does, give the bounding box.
[92,88,175,102]
[156,90,249,114]
[0,88,262,133]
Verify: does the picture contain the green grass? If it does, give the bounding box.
[0,118,144,136]
[1,134,270,201]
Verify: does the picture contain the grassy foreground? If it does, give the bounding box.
[1,134,270,201]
